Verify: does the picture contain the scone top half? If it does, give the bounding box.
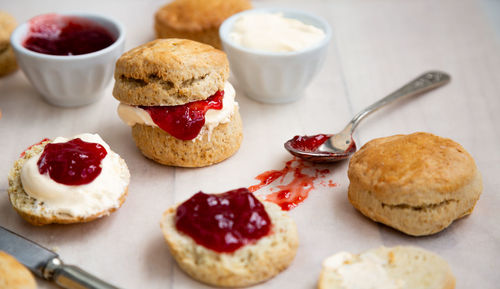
[348,132,482,207]
[155,0,252,32]
[113,38,229,106]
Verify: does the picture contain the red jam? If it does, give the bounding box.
[37,138,107,185]
[249,158,337,210]
[289,134,332,152]
[141,91,224,140]
[23,14,116,56]
[175,188,271,253]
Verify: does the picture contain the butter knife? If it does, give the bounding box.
[0,226,121,289]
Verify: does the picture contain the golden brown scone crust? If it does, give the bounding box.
[155,0,252,49]
[160,199,298,287]
[0,251,37,289]
[348,132,483,236]
[7,141,130,226]
[0,11,18,76]
[132,108,242,167]
[113,39,229,106]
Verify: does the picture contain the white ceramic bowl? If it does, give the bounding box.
[219,8,331,104]
[10,13,125,107]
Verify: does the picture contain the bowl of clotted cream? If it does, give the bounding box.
[219,8,331,104]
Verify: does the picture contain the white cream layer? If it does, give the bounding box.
[323,251,404,289]
[230,13,325,52]
[20,133,130,217]
[117,82,237,141]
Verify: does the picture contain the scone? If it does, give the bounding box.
[348,132,483,236]
[0,11,18,76]
[318,246,455,289]
[0,251,37,289]
[7,133,130,226]
[155,0,252,49]
[114,39,243,167]
[160,188,299,287]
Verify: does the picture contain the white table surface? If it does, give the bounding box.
[1,0,500,288]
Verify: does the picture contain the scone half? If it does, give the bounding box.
[7,136,130,226]
[131,106,242,167]
[161,199,299,287]
[0,251,37,289]
[318,246,455,289]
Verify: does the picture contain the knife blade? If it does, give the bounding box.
[0,226,121,289]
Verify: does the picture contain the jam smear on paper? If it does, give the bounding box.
[141,91,224,140]
[37,138,107,185]
[249,158,337,210]
[175,188,271,253]
[24,14,115,56]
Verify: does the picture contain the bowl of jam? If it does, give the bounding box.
[10,13,125,107]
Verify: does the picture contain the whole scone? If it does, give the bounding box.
[155,0,252,49]
[160,189,299,287]
[347,132,482,236]
[0,11,18,76]
[7,134,130,226]
[318,246,455,289]
[114,39,243,167]
[0,251,37,289]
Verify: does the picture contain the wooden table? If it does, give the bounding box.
[1,0,499,288]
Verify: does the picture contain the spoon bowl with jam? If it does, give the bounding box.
[285,71,451,163]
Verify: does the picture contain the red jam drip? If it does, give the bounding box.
[249,158,337,210]
[289,134,332,152]
[175,188,271,253]
[37,138,107,186]
[141,91,224,140]
[24,14,116,56]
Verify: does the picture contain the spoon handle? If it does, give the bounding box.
[348,71,451,132]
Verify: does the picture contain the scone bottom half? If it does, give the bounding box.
[347,132,483,236]
[7,135,130,226]
[160,188,299,287]
[131,107,243,168]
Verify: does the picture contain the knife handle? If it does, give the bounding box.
[44,257,121,289]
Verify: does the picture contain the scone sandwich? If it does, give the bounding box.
[7,133,130,225]
[155,0,252,49]
[348,132,483,236]
[114,38,243,167]
[160,188,299,287]
[318,246,455,289]
[0,11,18,76]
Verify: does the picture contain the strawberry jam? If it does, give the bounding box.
[175,188,271,253]
[24,14,115,56]
[289,134,332,152]
[141,91,224,140]
[37,138,107,185]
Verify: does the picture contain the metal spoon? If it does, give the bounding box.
[284,71,451,163]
